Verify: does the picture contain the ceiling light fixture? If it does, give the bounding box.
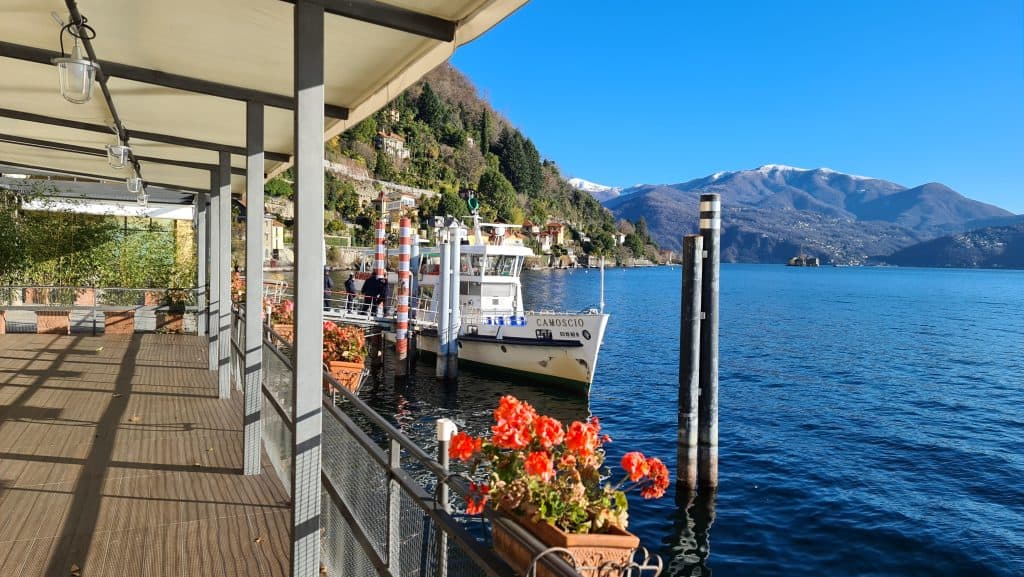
[126,169,143,194]
[106,128,130,169]
[51,14,99,104]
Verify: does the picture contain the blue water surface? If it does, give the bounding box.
[363,265,1024,576]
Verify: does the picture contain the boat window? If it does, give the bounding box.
[481,283,513,298]
[484,255,517,276]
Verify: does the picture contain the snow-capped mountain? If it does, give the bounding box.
[567,177,622,202]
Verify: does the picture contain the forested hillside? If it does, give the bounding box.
[266,64,657,260]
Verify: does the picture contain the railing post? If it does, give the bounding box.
[387,438,402,575]
[291,2,325,575]
[217,152,232,399]
[435,419,457,577]
[243,100,265,476]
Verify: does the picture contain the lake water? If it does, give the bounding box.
[350,264,1024,576]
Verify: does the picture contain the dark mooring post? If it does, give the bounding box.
[679,234,704,493]
[698,193,721,489]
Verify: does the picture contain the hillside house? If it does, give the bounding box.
[263,215,286,261]
[521,219,540,235]
[545,221,567,246]
[374,131,410,160]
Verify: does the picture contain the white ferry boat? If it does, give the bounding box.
[413,222,608,393]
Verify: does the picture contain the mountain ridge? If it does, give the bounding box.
[599,165,1014,264]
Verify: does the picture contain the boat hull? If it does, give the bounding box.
[417,312,608,393]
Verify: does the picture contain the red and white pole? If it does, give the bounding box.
[374,218,387,279]
[396,217,411,377]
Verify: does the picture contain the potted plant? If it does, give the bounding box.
[230,271,245,305]
[322,320,367,393]
[157,288,189,333]
[269,299,295,342]
[450,395,670,577]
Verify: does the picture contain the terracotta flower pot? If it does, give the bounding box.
[75,288,95,306]
[324,359,365,394]
[273,323,294,343]
[157,311,184,333]
[144,291,162,306]
[104,310,135,334]
[492,513,639,577]
[0,311,6,335]
[36,310,70,335]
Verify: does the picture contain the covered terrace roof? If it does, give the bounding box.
[0,0,526,197]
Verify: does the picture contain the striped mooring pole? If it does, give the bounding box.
[395,217,412,378]
[698,193,721,489]
[375,218,387,279]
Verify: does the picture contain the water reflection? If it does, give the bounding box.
[664,487,717,577]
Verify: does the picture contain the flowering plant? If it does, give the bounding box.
[269,299,294,325]
[322,321,367,364]
[230,271,245,304]
[450,395,670,534]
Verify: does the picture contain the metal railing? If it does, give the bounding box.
[229,308,603,577]
[1,285,202,334]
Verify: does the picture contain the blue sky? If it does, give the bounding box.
[451,0,1024,213]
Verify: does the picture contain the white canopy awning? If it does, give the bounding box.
[0,0,526,197]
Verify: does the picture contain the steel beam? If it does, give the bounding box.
[217,152,232,399]
[291,1,325,574]
[0,159,208,195]
[0,40,348,119]
[0,107,292,162]
[0,132,245,175]
[280,0,456,42]
[243,101,264,475]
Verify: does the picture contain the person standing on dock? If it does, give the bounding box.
[361,275,380,315]
[323,267,334,310]
[344,273,356,312]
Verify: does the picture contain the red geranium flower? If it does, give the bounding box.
[621,451,650,482]
[523,451,555,482]
[466,481,490,514]
[641,457,670,499]
[448,431,480,462]
[491,395,536,449]
[533,415,564,449]
[565,418,600,457]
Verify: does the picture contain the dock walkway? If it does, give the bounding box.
[0,334,290,576]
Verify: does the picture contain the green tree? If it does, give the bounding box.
[436,189,469,219]
[479,110,490,156]
[264,176,293,198]
[417,83,448,131]
[336,180,360,220]
[477,169,521,223]
[374,152,397,181]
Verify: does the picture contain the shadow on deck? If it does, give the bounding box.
[0,334,290,576]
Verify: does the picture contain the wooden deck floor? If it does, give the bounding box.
[0,334,290,576]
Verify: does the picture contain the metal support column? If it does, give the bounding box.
[291,1,325,574]
[208,174,220,371]
[678,234,703,493]
[217,152,232,399]
[196,192,208,336]
[243,101,265,475]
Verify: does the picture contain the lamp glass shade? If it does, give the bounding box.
[53,44,97,104]
[137,192,149,208]
[126,175,143,194]
[106,144,129,169]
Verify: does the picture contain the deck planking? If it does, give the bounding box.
[0,334,290,576]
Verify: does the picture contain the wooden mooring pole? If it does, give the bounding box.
[678,234,703,493]
[698,193,721,489]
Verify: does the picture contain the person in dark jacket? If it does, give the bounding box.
[344,273,356,312]
[323,268,334,310]
[361,275,379,315]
